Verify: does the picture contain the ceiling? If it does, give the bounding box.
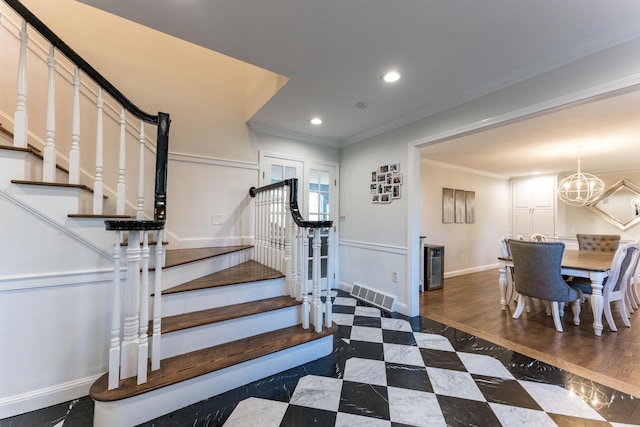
[77,0,640,178]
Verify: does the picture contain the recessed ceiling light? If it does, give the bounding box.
[309,117,322,125]
[382,70,401,83]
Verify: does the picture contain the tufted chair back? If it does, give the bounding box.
[508,240,580,303]
[576,234,620,253]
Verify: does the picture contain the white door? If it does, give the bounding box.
[261,156,304,206]
[305,163,337,291]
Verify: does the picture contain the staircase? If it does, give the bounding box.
[0,3,336,424]
[0,123,336,426]
[91,248,336,427]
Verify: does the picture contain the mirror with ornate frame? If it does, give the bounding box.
[587,179,640,230]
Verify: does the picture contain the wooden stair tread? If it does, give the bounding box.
[90,322,337,402]
[0,143,42,155]
[11,179,93,192]
[158,296,301,334]
[163,260,284,295]
[164,245,252,269]
[0,143,31,153]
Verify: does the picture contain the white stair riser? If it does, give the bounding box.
[160,249,252,290]
[64,218,124,254]
[93,335,334,427]
[159,278,286,316]
[0,150,31,183]
[7,184,81,220]
[159,305,302,359]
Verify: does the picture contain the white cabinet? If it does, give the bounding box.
[512,176,557,238]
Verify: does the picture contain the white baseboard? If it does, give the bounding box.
[444,263,498,279]
[0,374,100,419]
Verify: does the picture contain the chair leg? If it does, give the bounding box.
[545,300,551,316]
[626,280,638,314]
[513,294,526,319]
[551,301,564,332]
[631,276,640,308]
[571,299,581,326]
[617,300,631,328]
[604,301,618,332]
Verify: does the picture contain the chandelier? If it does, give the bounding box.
[556,150,604,206]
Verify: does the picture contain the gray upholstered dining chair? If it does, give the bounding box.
[508,240,582,332]
[569,242,640,332]
[576,234,621,252]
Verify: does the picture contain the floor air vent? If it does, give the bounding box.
[350,283,396,312]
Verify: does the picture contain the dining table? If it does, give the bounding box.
[498,249,615,336]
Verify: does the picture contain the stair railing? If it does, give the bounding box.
[250,179,334,332]
[3,0,170,390]
[3,0,169,221]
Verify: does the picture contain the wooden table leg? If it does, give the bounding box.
[589,272,606,336]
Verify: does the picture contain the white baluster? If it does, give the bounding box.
[120,231,141,379]
[151,230,163,371]
[302,228,309,301]
[93,88,104,214]
[255,192,261,263]
[299,228,310,329]
[325,227,333,327]
[137,120,145,220]
[294,226,302,301]
[266,190,271,267]
[283,186,294,296]
[277,187,284,271]
[259,193,266,264]
[68,66,81,184]
[108,230,122,390]
[137,230,150,384]
[311,228,322,332]
[269,189,276,268]
[116,107,126,215]
[13,19,28,149]
[42,44,56,182]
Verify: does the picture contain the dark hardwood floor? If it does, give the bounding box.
[421,269,640,398]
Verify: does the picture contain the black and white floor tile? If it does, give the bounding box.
[221,292,639,427]
[3,290,639,426]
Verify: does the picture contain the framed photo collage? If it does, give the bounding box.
[371,163,402,204]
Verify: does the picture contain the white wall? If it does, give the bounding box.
[165,132,339,249]
[339,134,410,312]
[420,161,509,276]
